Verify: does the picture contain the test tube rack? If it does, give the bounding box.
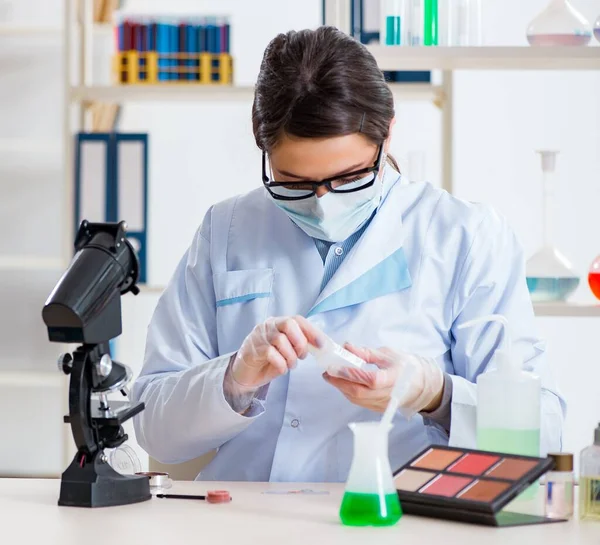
[113,52,233,85]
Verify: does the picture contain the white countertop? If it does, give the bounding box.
[0,479,597,544]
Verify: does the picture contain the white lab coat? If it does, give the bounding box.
[132,169,565,482]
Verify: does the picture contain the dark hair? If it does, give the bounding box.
[252,26,399,171]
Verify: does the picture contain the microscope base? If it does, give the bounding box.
[58,453,151,508]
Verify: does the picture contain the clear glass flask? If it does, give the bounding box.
[526,150,580,302]
[440,0,482,46]
[526,0,592,46]
[339,422,402,526]
[579,423,600,521]
[588,255,600,300]
[594,15,600,43]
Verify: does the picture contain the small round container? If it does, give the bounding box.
[545,453,574,520]
[207,490,232,504]
[135,471,173,493]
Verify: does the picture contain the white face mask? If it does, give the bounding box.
[272,162,386,242]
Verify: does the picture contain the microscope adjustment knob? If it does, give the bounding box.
[58,353,73,375]
[97,354,113,378]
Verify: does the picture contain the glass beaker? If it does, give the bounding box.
[526,150,580,302]
[588,256,600,300]
[526,0,592,46]
[594,15,600,43]
[339,422,402,527]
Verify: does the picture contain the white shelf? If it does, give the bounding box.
[533,302,600,317]
[368,46,600,71]
[70,82,441,103]
[0,23,112,36]
[71,84,256,103]
[0,138,60,155]
[0,255,64,271]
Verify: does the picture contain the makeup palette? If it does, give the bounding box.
[393,445,567,527]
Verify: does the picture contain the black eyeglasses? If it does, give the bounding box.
[262,145,384,201]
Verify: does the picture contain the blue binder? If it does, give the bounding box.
[74,133,112,235]
[74,132,149,284]
[113,133,149,284]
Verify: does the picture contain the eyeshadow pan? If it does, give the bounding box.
[486,458,538,480]
[412,448,464,471]
[448,453,500,476]
[457,479,511,502]
[420,474,472,497]
[394,469,437,492]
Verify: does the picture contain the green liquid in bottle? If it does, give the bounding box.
[477,428,540,455]
[339,492,402,527]
[478,428,541,499]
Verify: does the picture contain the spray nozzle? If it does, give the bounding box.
[457,314,517,373]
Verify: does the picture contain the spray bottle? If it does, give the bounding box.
[458,314,541,456]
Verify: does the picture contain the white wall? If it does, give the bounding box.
[1,0,599,476]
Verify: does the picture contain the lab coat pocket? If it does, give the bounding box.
[213,268,274,353]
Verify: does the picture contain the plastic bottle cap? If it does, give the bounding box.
[548,452,573,472]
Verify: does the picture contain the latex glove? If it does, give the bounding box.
[228,315,322,391]
[322,344,444,417]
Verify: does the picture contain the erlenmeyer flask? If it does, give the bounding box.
[526,0,592,46]
[339,422,402,526]
[526,150,580,302]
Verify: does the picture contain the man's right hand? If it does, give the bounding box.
[229,315,322,391]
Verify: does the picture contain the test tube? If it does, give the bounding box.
[441,0,482,46]
[423,0,438,45]
[381,0,404,46]
[407,0,424,46]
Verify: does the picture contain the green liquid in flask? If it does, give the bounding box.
[339,492,402,527]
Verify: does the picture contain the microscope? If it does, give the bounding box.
[42,220,151,508]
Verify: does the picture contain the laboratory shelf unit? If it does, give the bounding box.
[71,82,442,103]
[61,0,600,316]
[368,46,600,72]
